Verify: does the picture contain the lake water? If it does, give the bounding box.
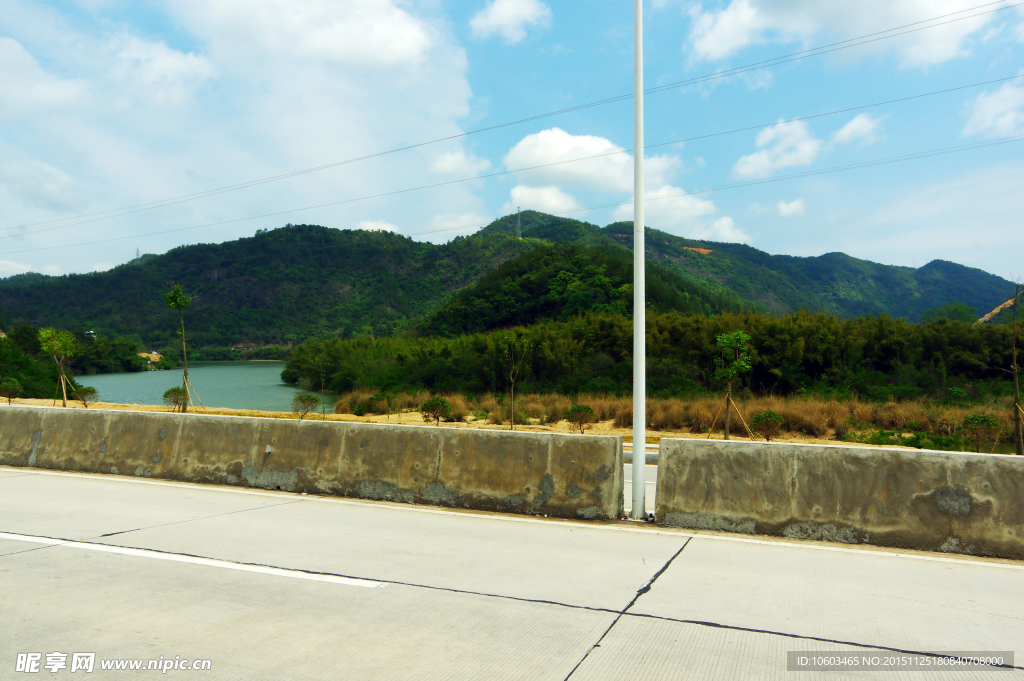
[78,361,333,413]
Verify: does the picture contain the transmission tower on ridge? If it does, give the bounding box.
[516,207,521,239]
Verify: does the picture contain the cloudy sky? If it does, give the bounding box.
[1,0,1023,279]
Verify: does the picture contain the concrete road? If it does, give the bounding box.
[2,466,1023,680]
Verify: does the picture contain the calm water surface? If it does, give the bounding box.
[78,361,333,412]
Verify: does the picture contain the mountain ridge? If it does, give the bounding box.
[0,212,1014,350]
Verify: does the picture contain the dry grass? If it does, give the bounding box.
[327,390,1018,442]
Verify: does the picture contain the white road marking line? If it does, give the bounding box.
[4,466,1023,571]
[0,532,384,588]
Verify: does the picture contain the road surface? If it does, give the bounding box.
[2,465,1022,679]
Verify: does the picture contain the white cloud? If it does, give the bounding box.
[355,220,399,232]
[733,120,822,179]
[502,185,580,214]
[612,185,716,228]
[0,158,81,211]
[504,127,679,192]
[0,38,88,119]
[688,0,999,67]
[748,202,772,214]
[690,216,751,244]
[776,198,805,216]
[964,78,1024,137]
[113,35,215,105]
[470,0,552,44]
[0,0,481,271]
[427,212,493,237]
[429,150,491,175]
[832,113,883,145]
[0,260,31,278]
[173,0,435,68]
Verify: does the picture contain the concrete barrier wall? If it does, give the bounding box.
[656,438,1024,559]
[0,406,623,520]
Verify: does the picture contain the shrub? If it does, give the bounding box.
[0,377,23,405]
[688,401,714,434]
[291,393,321,420]
[750,411,784,441]
[443,394,468,422]
[421,397,451,426]
[544,403,564,424]
[613,405,633,428]
[565,404,596,434]
[960,414,1002,453]
[162,386,187,412]
[77,386,98,406]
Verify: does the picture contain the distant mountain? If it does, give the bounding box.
[0,225,537,348]
[416,242,747,336]
[0,213,1014,349]
[482,212,1015,321]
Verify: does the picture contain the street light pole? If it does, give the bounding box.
[631,0,647,520]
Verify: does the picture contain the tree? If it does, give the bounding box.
[919,302,977,324]
[164,284,197,413]
[291,393,321,420]
[39,327,77,408]
[710,331,755,440]
[162,386,187,412]
[960,414,1002,453]
[313,352,327,420]
[565,404,595,434]
[750,411,784,442]
[977,283,1022,455]
[1008,284,1022,456]
[420,397,451,426]
[77,386,98,406]
[500,334,531,431]
[0,377,22,405]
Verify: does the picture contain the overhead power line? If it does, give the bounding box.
[3,134,1019,258]
[8,0,1017,235]
[3,73,1020,243]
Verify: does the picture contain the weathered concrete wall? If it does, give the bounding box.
[0,406,623,520]
[656,438,1024,559]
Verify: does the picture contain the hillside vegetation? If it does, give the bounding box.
[0,213,1014,356]
[284,310,1020,401]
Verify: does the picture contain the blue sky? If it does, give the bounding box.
[1,0,1022,281]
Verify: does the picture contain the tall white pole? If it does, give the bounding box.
[631,0,646,520]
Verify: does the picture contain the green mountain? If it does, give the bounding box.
[0,225,539,349]
[0,213,1014,352]
[417,242,747,336]
[481,212,1015,321]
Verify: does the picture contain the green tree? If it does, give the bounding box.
[0,377,22,405]
[919,302,977,324]
[960,414,1002,453]
[500,334,531,431]
[77,386,98,406]
[291,393,321,420]
[39,327,77,407]
[420,397,451,426]
[713,331,753,440]
[565,404,595,434]
[162,386,187,412]
[164,284,195,413]
[750,411,784,442]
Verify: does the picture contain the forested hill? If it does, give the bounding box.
[416,243,747,336]
[0,226,539,348]
[0,213,1014,350]
[480,212,1014,321]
